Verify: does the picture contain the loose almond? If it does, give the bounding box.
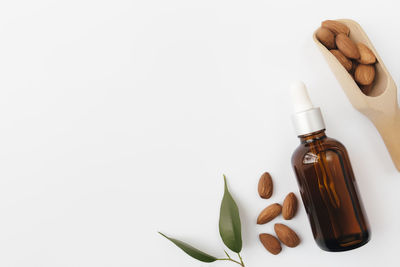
[321,20,350,36]
[274,223,300,248]
[316,27,335,49]
[357,43,376,64]
[282,192,298,220]
[258,172,273,199]
[355,64,375,85]
[257,203,282,224]
[330,49,352,71]
[335,33,360,59]
[259,233,282,255]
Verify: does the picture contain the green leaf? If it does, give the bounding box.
[159,232,217,263]
[219,175,242,253]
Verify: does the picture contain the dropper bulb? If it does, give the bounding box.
[291,81,313,113]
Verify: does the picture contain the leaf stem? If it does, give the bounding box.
[217,258,243,266]
[217,252,245,267]
[224,250,231,259]
[237,252,245,267]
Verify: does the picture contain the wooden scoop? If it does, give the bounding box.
[313,19,400,171]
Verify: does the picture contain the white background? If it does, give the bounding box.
[0,0,399,266]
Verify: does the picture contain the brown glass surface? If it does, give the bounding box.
[292,130,370,252]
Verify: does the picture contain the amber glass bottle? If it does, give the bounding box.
[292,130,370,251]
[290,82,370,252]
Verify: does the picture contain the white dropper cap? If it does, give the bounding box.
[291,81,326,136]
[291,81,314,113]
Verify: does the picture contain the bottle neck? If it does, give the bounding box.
[299,130,327,144]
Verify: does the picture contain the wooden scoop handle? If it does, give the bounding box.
[371,108,400,171]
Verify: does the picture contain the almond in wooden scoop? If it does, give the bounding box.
[316,27,335,49]
[322,20,350,36]
[258,172,273,199]
[335,33,360,59]
[350,60,359,75]
[274,223,300,248]
[357,43,376,64]
[355,64,375,85]
[257,203,282,224]
[282,192,298,220]
[259,233,282,255]
[360,82,374,95]
[330,49,352,71]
